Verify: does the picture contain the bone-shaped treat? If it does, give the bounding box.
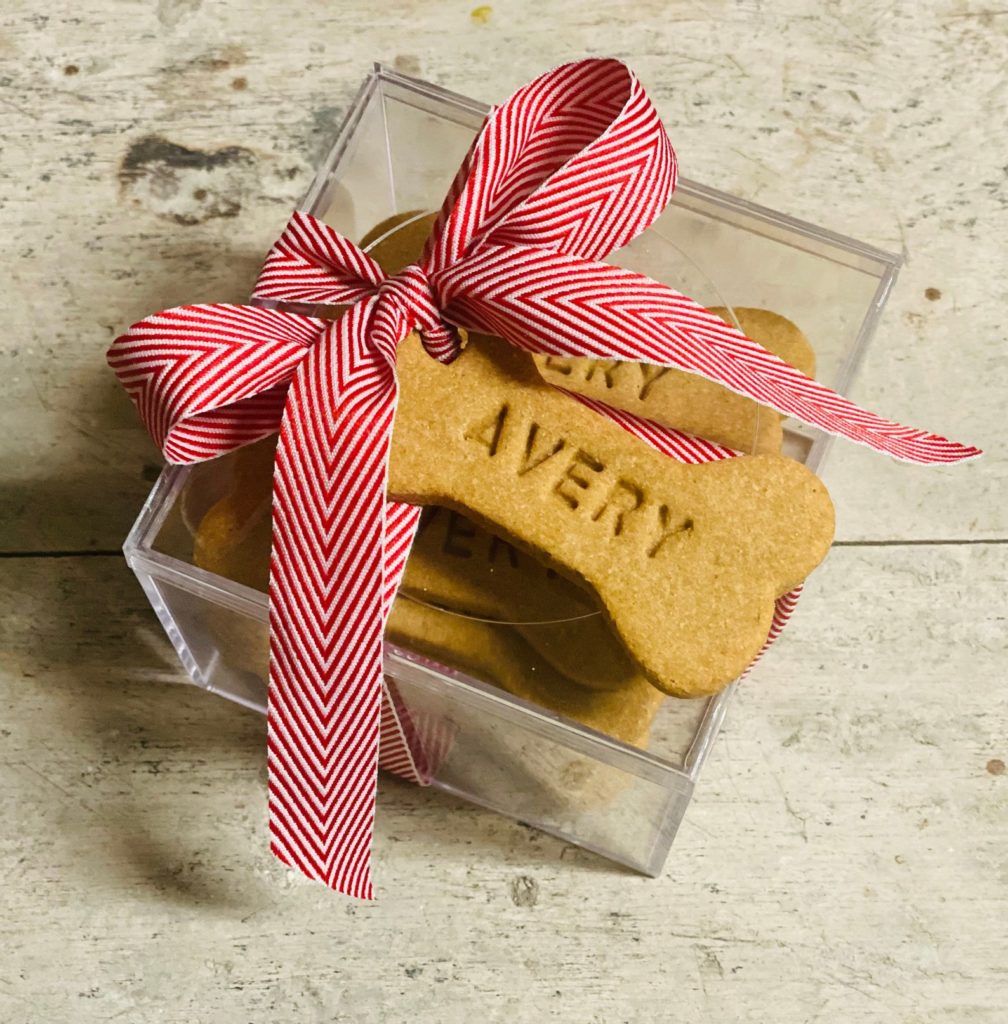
[534,307,816,454]
[405,507,640,691]
[388,332,835,697]
[386,595,665,748]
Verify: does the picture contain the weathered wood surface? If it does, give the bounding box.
[2,549,1005,1021]
[1,0,1005,1020]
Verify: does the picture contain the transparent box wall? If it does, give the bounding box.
[125,65,900,875]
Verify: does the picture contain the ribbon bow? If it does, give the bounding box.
[109,58,979,899]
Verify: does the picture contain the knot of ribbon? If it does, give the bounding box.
[108,58,979,900]
[374,262,462,363]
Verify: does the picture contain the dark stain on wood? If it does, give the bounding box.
[119,136,252,179]
[118,135,255,225]
[509,874,539,907]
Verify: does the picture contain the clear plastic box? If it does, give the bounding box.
[124,64,900,875]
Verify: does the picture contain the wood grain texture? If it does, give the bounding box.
[1,0,1005,1020]
[1,547,1005,1022]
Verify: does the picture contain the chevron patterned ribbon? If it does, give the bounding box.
[109,58,979,899]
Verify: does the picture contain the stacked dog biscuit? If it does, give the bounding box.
[189,212,835,752]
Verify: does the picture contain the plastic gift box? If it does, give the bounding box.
[124,65,900,875]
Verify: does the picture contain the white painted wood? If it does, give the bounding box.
[2,547,1005,1021]
[1,1,1005,1020]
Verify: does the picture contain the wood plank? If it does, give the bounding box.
[1,544,1004,1021]
[0,0,1003,552]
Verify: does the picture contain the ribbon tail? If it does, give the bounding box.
[266,303,395,900]
[441,249,981,466]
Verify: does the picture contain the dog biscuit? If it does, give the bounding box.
[388,331,834,697]
[405,507,640,691]
[386,594,664,748]
[534,307,815,454]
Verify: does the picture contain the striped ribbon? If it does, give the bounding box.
[108,58,978,899]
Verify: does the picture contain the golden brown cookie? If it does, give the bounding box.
[404,507,640,691]
[388,331,834,697]
[534,307,816,454]
[386,594,664,748]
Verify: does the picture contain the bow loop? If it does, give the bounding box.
[254,211,387,306]
[109,303,325,464]
[422,58,676,274]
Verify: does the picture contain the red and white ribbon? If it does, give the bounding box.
[109,58,979,899]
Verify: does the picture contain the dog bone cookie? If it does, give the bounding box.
[405,507,640,691]
[386,594,664,748]
[388,331,835,697]
[534,307,816,454]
